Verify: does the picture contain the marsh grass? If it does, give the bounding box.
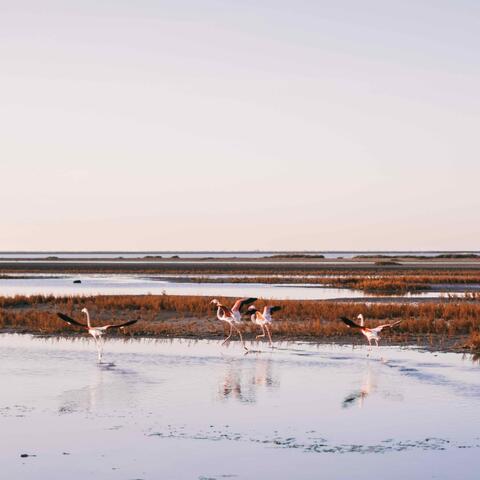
[466,331,480,352]
[0,294,479,350]
[169,273,480,293]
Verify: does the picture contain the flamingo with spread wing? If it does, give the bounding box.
[57,308,137,361]
[341,314,401,353]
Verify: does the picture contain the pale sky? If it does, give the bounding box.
[1,1,479,251]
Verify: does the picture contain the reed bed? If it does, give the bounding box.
[2,262,480,276]
[465,331,480,352]
[179,276,429,293]
[166,273,480,293]
[0,294,479,350]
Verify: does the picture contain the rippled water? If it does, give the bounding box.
[1,335,478,479]
[0,274,457,300]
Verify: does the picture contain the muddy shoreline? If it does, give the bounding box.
[0,329,472,356]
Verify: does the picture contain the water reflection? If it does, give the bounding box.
[464,352,480,364]
[342,366,376,409]
[1,334,480,480]
[219,358,279,403]
[342,363,404,409]
[58,363,140,414]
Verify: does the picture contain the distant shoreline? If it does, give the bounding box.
[1,258,480,275]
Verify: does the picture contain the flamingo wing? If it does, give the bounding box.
[104,319,138,330]
[374,320,402,331]
[218,305,234,318]
[57,313,88,328]
[340,316,363,329]
[263,306,281,315]
[232,297,257,312]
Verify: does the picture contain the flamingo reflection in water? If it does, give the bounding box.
[219,359,278,403]
[342,367,376,409]
[342,364,404,409]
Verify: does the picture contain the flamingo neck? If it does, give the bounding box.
[84,310,91,328]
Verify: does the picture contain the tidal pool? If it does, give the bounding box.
[0,334,478,479]
[0,274,459,300]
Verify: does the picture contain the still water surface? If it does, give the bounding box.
[0,274,454,300]
[1,335,478,479]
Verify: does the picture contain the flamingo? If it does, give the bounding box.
[246,305,281,347]
[340,314,401,354]
[57,308,137,361]
[210,298,256,351]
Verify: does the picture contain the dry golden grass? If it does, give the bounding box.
[0,294,479,350]
[466,331,480,352]
[158,271,480,293]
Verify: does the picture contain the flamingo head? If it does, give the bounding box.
[357,314,364,326]
[81,307,88,315]
[247,305,257,313]
[210,299,220,307]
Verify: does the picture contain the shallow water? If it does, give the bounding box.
[0,274,459,300]
[1,335,478,479]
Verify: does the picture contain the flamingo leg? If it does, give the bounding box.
[256,326,266,340]
[233,325,248,351]
[265,324,273,347]
[222,323,233,346]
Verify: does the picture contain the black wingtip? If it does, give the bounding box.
[123,319,138,327]
[340,316,359,328]
[110,319,139,329]
[56,312,87,328]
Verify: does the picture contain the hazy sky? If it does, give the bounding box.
[1,1,479,250]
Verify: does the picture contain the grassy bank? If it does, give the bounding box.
[1,294,479,353]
